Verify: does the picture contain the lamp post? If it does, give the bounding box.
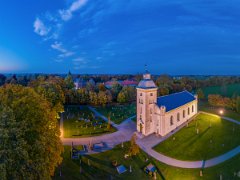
[219,110,224,115]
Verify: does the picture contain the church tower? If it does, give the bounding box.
[136,71,158,136]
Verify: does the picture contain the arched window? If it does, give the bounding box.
[183,110,185,118]
[170,116,174,126]
[192,105,194,112]
[150,108,152,114]
[188,107,190,115]
[177,113,180,122]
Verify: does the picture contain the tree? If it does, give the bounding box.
[98,91,108,106]
[237,96,240,113]
[89,91,98,105]
[105,90,112,104]
[196,89,205,100]
[64,71,75,90]
[117,91,127,103]
[0,84,63,179]
[29,76,65,115]
[111,82,122,100]
[107,114,112,130]
[159,87,169,96]
[208,94,224,107]
[98,83,106,91]
[0,74,6,86]
[128,134,140,156]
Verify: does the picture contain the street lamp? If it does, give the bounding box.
[219,110,224,115]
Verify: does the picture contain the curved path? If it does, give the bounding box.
[137,112,240,168]
[61,108,240,168]
[60,106,136,154]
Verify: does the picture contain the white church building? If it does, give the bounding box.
[136,72,198,137]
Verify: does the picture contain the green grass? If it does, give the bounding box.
[154,113,240,161]
[63,106,116,138]
[95,103,136,124]
[199,101,240,122]
[53,143,240,180]
[203,83,240,97]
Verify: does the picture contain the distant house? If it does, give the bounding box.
[104,80,138,89]
[74,78,87,89]
[122,80,138,87]
[104,80,120,89]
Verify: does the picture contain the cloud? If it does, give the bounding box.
[59,0,88,21]
[33,18,50,36]
[51,41,74,58]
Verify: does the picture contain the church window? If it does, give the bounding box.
[188,107,190,115]
[140,93,142,96]
[150,108,152,114]
[192,105,194,112]
[150,93,153,96]
[183,110,186,118]
[177,113,180,122]
[140,107,142,114]
[170,116,174,126]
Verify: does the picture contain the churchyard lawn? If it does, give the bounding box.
[63,106,116,138]
[95,103,136,124]
[153,113,240,161]
[54,142,240,180]
[199,101,240,122]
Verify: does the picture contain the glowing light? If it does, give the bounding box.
[219,110,224,115]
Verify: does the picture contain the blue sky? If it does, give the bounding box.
[0,0,240,75]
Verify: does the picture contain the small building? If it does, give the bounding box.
[104,80,120,89]
[104,79,138,89]
[122,80,138,87]
[136,71,198,137]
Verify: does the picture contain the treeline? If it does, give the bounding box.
[1,73,240,106]
[208,94,240,113]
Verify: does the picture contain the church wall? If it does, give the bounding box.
[136,88,157,136]
[160,99,198,136]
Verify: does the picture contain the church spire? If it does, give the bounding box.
[143,64,151,80]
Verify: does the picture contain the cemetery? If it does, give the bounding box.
[95,103,136,124]
[54,142,240,180]
[63,106,116,138]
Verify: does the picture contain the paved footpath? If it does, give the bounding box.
[61,108,240,168]
[137,111,240,168]
[60,106,136,154]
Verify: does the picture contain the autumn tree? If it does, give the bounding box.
[89,91,98,105]
[237,96,240,113]
[117,91,127,103]
[0,84,63,179]
[128,134,140,156]
[98,91,108,106]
